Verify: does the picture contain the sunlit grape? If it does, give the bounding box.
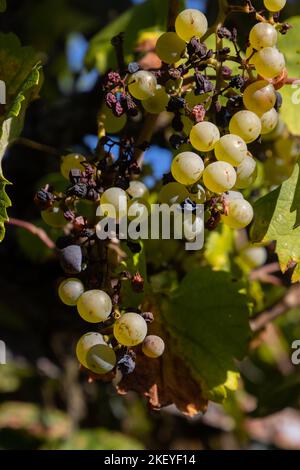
[243,80,276,117]
[175,9,208,42]
[77,290,112,323]
[190,121,220,152]
[203,161,236,194]
[142,85,169,114]
[221,199,254,229]
[229,111,262,143]
[214,134,248,166]
[76,332,106,368]
[155,32,186,64]
[60,153,86,180]
[171,151,204,185]
[58,278,84,306]
[142,335,165,358]
[113,312,147,347]
[128,70,157,100]
[235,155,257,189]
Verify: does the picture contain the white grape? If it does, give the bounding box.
[214,134,248,166]
[221,198,254,229]
[113,312,147,347]
[249,23,278,50]
[264,0,286,12]
[77,290,112,323]
[190,121,220,152]
[142,335,165,358]
[99,105,127,134]
[76,332,106,368]
[171,151,204,185]
[229,111,262,143]
[61,153,86,180]
[155,32,186,64]
[127,180,149,199]
[142,85,169,114]
[235,155,257,189]
[58,278,84,306]
[243,80,276,117]
[86,344,116,375]
[100,187,128,219]
[158,182,189,205]
[203,161,236,194]
[240,246,268,269]
[260,108,279,134]
[175,9,208,42]
[254,47,285,79]
[128,71,157,100]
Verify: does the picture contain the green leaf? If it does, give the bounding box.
[85,0,184,71]
[251,160,300,282]
[162,268,251,402]
[0,33,42,242]
[277,17,300,135]
[0,0,6,13]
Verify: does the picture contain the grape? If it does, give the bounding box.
[203,161,236,194]
[113,312,147,346]
[100,187,128,219]
[264,0,286,12]
[229,111,262,143]
[226,190,244,201]
[142,85,169,114]
[127,180,149,199]
[128,71,157,100]
[182,214,204,241]
[158,182,189,205]
[142,335,165,358]
[190,121,220,152]
[41,205,66,228]
[59,245,82,274]
[171,151,204,185]
[235,155,257,189]
[60,153,86,180]
[76,332,106,368]
[221,199,254,229]
[249,23,278,50]
[260,108,279,134]
[214,134,248,166]
[175,9,208,42]
[243,80,276,117]
[155,32,186,64]
[86,344,116,375]
[77,290,112,323]
[254,47,285,79]
[58,278,84,306]
[189,183,206,204]
[240,246,268,269]
[99,105,127,134]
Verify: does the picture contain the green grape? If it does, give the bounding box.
[60,153,86,180]
[249,23,278,50]
[260,108,279,134]
[243,80,276,117]
[240,246,268,269]
[171,151,204,185]
[214,134,248,166]
[235,155,257,189]
[100,187,128,219]
[264,0,286,12]
[203,161,236,194]
[41,205,66,228]
[175,9,208,42]
[128,198,149,222]
[142,85,169,114]
[155,32,186,64]
[86,344,116,375]
[113,312,147,347]
[190,121,220,152]
[99,105,127,134]
[254,47,285,79]
[189,183,206,203]
[142,335,165,358]
[76,332,106,368]
[226,190,244,201]
[221,199,254,229]
[229,111,262,143]
[58,278,84,306]
[158,182,189,205]
[128,71,157,100]
[127,180,149,199]
[77,290,112,323]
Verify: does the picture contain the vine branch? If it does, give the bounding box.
[6,217,56,250]
[14,137,62,156]
[167,0,180,32]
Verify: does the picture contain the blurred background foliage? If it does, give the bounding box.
[1,0,300,450]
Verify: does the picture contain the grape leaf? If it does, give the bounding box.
[85,0,184,72]
[251,160,300,283]
[0,33,42,242]
[277,17,300,135]
[119,268,250,412]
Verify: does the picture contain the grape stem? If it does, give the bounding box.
[14,137,62,156]
[6,217,56,249]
